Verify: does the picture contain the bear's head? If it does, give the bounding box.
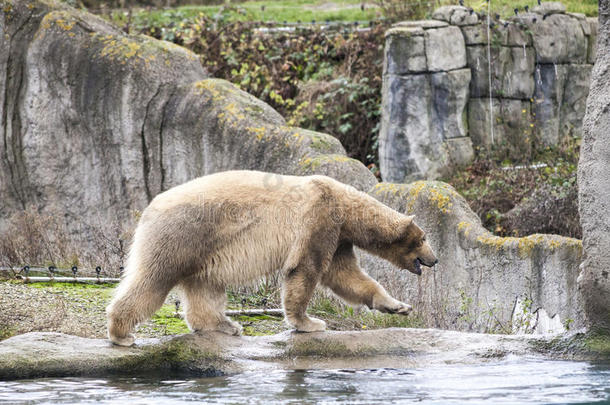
[384,216,438,275]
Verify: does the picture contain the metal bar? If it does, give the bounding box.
[20,276,121,283]
[225,309,284,317]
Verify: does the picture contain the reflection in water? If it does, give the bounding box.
[0,357,609,404]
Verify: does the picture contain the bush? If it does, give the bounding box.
[120,7,387,169]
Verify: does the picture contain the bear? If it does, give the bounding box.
[106,170,437,346]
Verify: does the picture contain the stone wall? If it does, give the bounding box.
[380,2,598,182]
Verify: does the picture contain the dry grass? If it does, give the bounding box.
[0,209,136,277]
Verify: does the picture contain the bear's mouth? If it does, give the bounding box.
[412,258,422,276]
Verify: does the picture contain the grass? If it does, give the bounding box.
[110,0,381,29]
[108,0,598,29]
[463,0,598,17]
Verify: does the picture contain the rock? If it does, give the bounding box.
[425,26,467,72]
[587,17,598,64]
[467,44,535,99]
[468,98,533,150]
[578,0,610,334]
[560,64,593,138]
[393,20,448,29]
[379,74,437,182]
[532,2,567,15]
[430,68,471,139]
[534,63,566,145]
[363,181,585,333]
[432,6,478,26]
[384,28,427,74]
[527,13,587,63]
[0,0,377,234]
[379,69,472,181]
[534,63,592,144]
[1,329,606,381]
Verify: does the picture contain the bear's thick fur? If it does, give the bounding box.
[106,170,437,346]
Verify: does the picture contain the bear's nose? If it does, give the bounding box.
[434,259,439,265]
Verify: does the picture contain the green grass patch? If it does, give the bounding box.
[111,0,379,30]
[151,304,190,335]
[463,0,597,17]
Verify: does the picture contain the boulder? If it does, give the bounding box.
[362,181,584,333]
[467,44,535,99]
[526,13,587,63]
[578,2,610,334]
[384,27,427,74]
[468,98,533,150]
[430,68,471,139]
[1,329,606,381]
[532,2,567,15]
[379,69,472,182]
[0,0,376,233]
[432,6,478,26]
[425,26,467,72]
[587,17,598,64]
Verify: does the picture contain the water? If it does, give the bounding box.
[1,358,608,404]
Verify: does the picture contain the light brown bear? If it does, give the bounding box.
[106,170,437,346]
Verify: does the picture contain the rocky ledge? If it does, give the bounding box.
[1,328,607,381]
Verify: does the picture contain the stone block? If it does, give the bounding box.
[528,13,587,63]
[384,27,427,74]
[587,17,598,64]
[432,6,478,26]
[430,68,471,139]
[467,44,535,99]
[425,26,467,72]
[393,20,448,29]
[532,2,567,15]
[468,98,533,149]
[379,74,436,182]
[560,64,592,138]
[533,63,567,145]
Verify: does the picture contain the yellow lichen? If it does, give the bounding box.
[247,126,266,141]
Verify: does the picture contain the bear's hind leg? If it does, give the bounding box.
[282,267,326,332]
[179,276,242,336]
[106,273,173,346]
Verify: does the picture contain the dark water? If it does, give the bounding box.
[1,357,609,404]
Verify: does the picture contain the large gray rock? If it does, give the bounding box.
[468,98,532,149]
[1,329,606,381]
[578,2,610,334]
[384,27,427,74]
[379,69,472,182]
[430,68,471,139]
[467,44,535,99]
[432,6,478,26]
[0,0,376,233]
[587,17,598,64]
[362,181,584,333]
[534,63,592,144]
[526,13,587,63]
[425,26,467,72]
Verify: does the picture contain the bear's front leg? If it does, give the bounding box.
[282,268,326,333]
[371,294,413,315]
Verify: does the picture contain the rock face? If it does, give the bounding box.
[361,182,584,333]
[379,22,472,182]
[0,329,594,380]
[578,0,610,334]
[380,2,597,180]
[0,0,376,234]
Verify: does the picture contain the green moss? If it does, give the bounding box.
[151,305,190,335]
[0,327,16,341]
[299,154,353,171]
[584,333,610,357]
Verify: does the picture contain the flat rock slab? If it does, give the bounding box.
[0,328,577,381]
